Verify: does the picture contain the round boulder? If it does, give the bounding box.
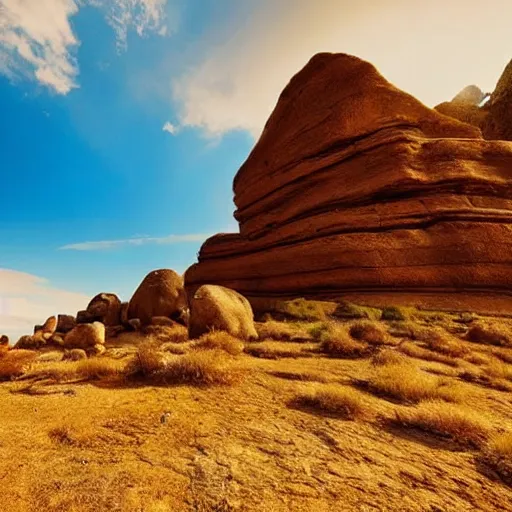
[188,285,258,340]
[14,335,42,350]
[64,322,106,349]
[86,293,122,326]
[127,269,189,327]
[0,335,8,346]
[57,314,76,333]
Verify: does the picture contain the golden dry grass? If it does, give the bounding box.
[245,341,316,359]
[367,362,467,404]
[480,432,512,485]
[422,328,469,358]
[0,350,37,381]
[141,323,189,343]
[157,350,241,386]
[317,323,370,358]
[193,331,244,355]
[398,341,460,367]
[466,322,512,347]
[491,347,512,364]
[292,384,370,420]
[393,400,492,448]
[370,349,406,367]
[20,356,126,383]
[348,320,393,346]
[127,341,242,386]
[256,320,311,341]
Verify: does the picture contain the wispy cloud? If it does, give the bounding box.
[59,233,210,251]
[0,0,170,94]
[0,268,89,342]
[162,120,178,135]
[173,0,511,139]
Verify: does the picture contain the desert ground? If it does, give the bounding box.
[1,301,512,511]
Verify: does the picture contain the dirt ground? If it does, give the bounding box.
[1,327,512,512]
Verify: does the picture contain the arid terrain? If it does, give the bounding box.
[1,301,512,511]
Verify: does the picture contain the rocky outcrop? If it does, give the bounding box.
[185,53,512,314]
[64,322,105,352]
[434,59,512,142]
[86,293,122,326]
[57,314,76,333]
[188,285,258,340]
[127,269,189,326]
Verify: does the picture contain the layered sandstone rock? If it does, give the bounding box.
[185,53,512,314]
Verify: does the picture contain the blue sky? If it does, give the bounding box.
[1,0,510,339]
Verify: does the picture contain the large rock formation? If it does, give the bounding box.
[434,59,512,142]
[185,53,512,314]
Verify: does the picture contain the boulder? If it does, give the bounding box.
[63,348,87,361]
[64,322,105,349]
[14,335,42,350]
[86,293,122,326]
[185,53,512,315]
[76,309,94,324]
[105,325,125,338]
[34,316,57,340]
[57,314,76,333]
[50,333,65,346]
[188,285,258,340]
[127,269,189,326]
[120,302,129,325]
[0,335,8,346]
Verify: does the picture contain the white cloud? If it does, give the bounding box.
[173,0,512,138]
[0,0,169,94]
[0,0,80,94]
[59,233,210,251]
[95,0,168,52]
[162,120,178,135]
[0,268,89,343]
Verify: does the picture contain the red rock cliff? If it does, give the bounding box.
[185,53,512,314]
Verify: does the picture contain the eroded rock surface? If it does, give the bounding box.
[185,53,512,314]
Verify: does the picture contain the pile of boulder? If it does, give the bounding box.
[3,269,258,355]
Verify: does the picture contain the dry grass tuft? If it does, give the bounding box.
[370,349,406,367]
[480,432,512,485]
[0,350,37,381]
[398,342,459,367]
[316,323,370,358]
[349,320,393,346]
[256,320,310,341]
[75,358,125,380]
[380,306,409,322]
[466,322,512,347]
[292,384,370,420]
[422,329,469,358]
[127,342,241,386]
[491,347,512,364]
[193,331,244,355]
[157,350,241,386]
[142,323,189,343]
[367,362,466,404]
[393,400,491,448]
[464,351,493,366]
